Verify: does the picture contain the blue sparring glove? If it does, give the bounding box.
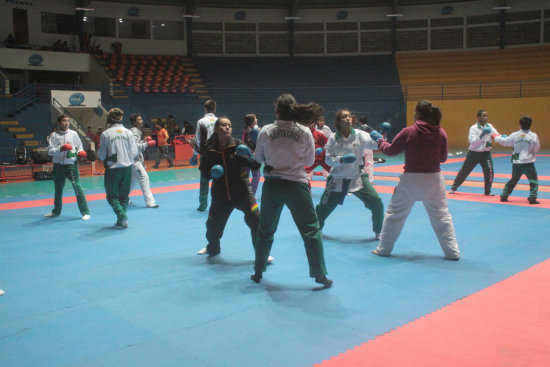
[340,153,356,164]
[370,130,383,143]
[189,154,198,166]
[380,122,391,134]
[236,144,252,159]
[480,127,492,137]
[500,134,507,138]
[210,164,224,179]
[249,128,259,144]
[315,147,324,157]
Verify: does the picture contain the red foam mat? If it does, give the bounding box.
[316,259,550,367]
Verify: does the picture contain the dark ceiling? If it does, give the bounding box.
[90,0,482,11]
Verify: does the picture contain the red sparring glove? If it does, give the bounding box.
[60,144,73,152]
[145,136,152,142]
[77,150,87,159]
[490,133,500,139]
[147,140,156,148]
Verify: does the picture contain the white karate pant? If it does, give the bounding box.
[376,172,460,259]
[131,162,156,207]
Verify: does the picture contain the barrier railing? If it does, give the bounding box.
[0,161,95,183]
[403,79,550,100]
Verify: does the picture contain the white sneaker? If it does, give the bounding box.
[82,214,90,220]
[44,212,58,217]
[267,255,274,263]
[197,247,208,255]
[375,233,380,240]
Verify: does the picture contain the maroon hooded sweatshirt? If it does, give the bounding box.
[377,120,448,173]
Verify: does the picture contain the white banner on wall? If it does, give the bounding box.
[51,90,101,108]
[0,48,90,72]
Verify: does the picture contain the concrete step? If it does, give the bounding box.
[6,127,26,133]
[1,120,19,126]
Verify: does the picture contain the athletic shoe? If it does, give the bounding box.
[44,212,59,217]
[197,205,207,212]
[147,204,159,208]
[81,214,90,220]
[250,272,262,283]
[448,189,456,194]
[128,200,133,205]
[485,193,495,196]
[151,165,159,169]
[529,199,540,205]
[500,197,508,202]
[314,276,333,288]
[372,249,390,257]
[267,255,274,263]
[197,247,208,255]
[444,256,460,261]
[115,219,128,229]
[375,233,380,240]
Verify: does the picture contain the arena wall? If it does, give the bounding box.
[406,97,550,150]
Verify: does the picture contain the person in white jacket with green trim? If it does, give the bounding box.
[495,116,541,204]
[45,114,90,220]
[129,113,158,208]
[97,108,138,228]
[251,94,332,289]
[315,109,384,239]
[450,110,499,195]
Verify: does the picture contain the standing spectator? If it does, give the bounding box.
[129,113,159,208]
[370,100,460,260]
[495,116,541,204]
[449,110,499,196]
[166,115,176,139]
[242,113,261,195]
[315,109,384,239]
[97,108,138,228]
[44,115,90,220]
[86,126,96,144]
[193,100,217,211]
[251,93,332,289]
[152,123,174,169]
[181,120,195,135]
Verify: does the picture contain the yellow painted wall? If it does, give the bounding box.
[406,97,550,150]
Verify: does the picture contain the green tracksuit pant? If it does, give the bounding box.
[51,162,89,216]
[254,177,328,278]
[316,173,384,234]
[104,166,132,223]
[501,162,538,200]
[451,150,494,195]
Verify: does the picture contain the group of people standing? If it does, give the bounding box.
[43,94,541,289]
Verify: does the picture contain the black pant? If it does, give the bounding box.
[451,150,494,195]
[205,194,259,255]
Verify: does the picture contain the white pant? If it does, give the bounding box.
[131,162,156,207]
[376,172,460,258]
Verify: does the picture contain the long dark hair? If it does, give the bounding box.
[274,93,323,125]
[415,100,442,126]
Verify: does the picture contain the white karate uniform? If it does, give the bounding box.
[130,126,156,207]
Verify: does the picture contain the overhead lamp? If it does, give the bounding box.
[75,7,95,11]
[182,14,200,18]
[386,13,404,17]
[284,16,301,20]
[492,6,511,10]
